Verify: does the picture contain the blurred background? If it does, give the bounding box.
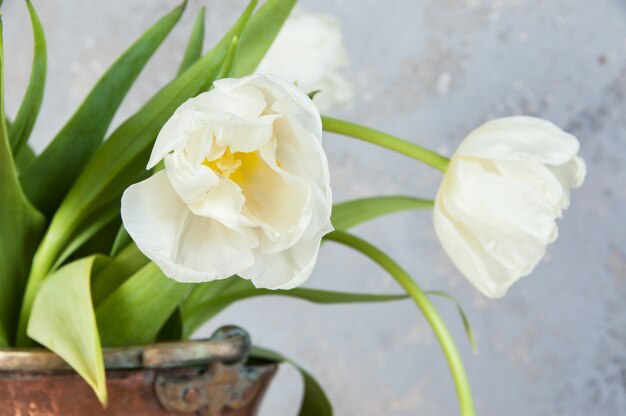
[3,0,625,414]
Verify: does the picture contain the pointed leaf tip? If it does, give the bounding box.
[176,5,206,76]
[10,0,47,154]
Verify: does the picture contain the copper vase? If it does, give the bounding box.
[0,326,277,415]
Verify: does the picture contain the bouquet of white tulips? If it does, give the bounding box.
[0,0,585,414]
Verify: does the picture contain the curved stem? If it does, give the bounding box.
[321,116,450,172]
[324,231,475,416]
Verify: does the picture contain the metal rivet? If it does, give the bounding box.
[182,386,198,403]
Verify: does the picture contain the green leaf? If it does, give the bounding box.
[91,243,149,306]
[324,231,475,416]
[177,7,205,76]
[8,0,46,154]
[307,89,321,100]
[20,2,187,217]
[251,346,332,416]
[0,19,45,347]
[0,325,7,348]
[331,196,433,230]
[183,278,246,312]
[182,278,407,338]
[156,308,184,341]
[163,275,245,342]
[68,170,147,261]
[217,36,239,79]
[426,290,478,354]
[68,215,122,261]
[15,145,36,173]
[15,0,258,347]
[27,257,107,404]
[180,278,246,338]
[52,200,119,270]
[231,0,296,77]
[109,224,132,257]
[95,263,192,346]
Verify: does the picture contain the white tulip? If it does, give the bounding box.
[256,8,353,112]
[121,75,333,289]
[434,116,586,298]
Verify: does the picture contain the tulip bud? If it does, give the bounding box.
[434,116,586,298]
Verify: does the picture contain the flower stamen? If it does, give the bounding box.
[203,148,266,186]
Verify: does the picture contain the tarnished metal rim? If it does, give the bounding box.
[0,325,250,372]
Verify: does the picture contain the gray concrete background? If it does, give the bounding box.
[3,0,626,414]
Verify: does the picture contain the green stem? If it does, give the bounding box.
[324,231,475,416]
[321,116,450,172]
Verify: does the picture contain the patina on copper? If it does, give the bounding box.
[0,326,277,415]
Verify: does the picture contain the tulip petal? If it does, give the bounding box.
[198,84,267,121]
[436,158,561,297]
[493,159,568,217]
[268,83,322,139]
[444,158,558,242]
[237,151,311,241]
[241,234,326,290]
[434,201,513,298]
[212,113,280,153]
[257,137,332,249]
[546,156,587,211]
[220,74,322,138]
[456,116,580,166]
[148,104,204,168]
[301,185,334,241]
[164,151,219,205]
[121,172,257,283]
[148,85,269,168]
[273,117,330,188]
[188,177,249,230]
[550,156,587,190]
[170,213,257,282]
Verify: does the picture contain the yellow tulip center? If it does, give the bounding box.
[202,148,263,186]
